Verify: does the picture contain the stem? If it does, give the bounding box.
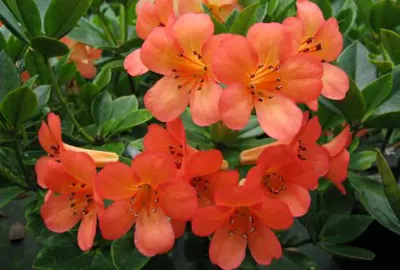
[47,62,95,144]
[381,129,394,152]
[98,11,118,47]
[21,126,28,145]
[13,139,34,189]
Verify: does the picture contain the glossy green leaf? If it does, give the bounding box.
[33,246,93,269]
[376,150,400,218]
[57,62,77,85]
[94,67,112,89]
[44,0,93,38]
[254,2,268,23]
[337,41,377,89]
[110,95,139,120]
[349,150,376,171]
[0,32,6,51]
[15,0,42,37]
[369,55,393,73]
[311,0,332,19]
[284,250,319,270]
[0,147,28,188]
[80,83,101,106]
[230,2,258,35]
[320,214,373,244]
[68,17,110,48]
[381,29,400,65]
[107,109,153,136]
[31,36,70,58]
[353,0,373,29]
[33,85,51,109]
[0,186,25,208]
[225,9,240,29]
[319,244,375,261]
[321,185,354,215]
[91,91,112,133]
[237,116,265,140]
[111,231,150,270]
[25,49,52,84]
[370,0,400,33]
[0,50,21,102]
[0,1,29,43]
[271,0,296,22]
[1,87,38,129]
[336,8,355,34]
[363,91,400,128]
[362,73,393,120]
[92,142,125,156]
[22,74,39,88]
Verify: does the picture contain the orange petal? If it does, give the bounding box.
[131,152,177,188]
[252,197,294,230]
[154,0,175,26]
[282,17,303,55]
[256,144,296,169]
[60,151,96,185]
[136,2,160,39]
[323,125,351,157]
[247,22,291,67]
[300,144,330,178]
[97,162,138,200]
[248,223,282,266]
[134,208,175,256]
[47,113,62,144]
[190,80,222,126]
[215,186,264,207]
[144,124,181,153]
[171,219,186,238]
[219,84,253,130]
[99,199,136,240]
[42,159,82,194]
[178,0,203,15]
[38,123,59,155]
[205,170,241,198]
[63,143,119,167]
[313,18,343,62]
[325,150,349,193]
[144,76,189,122]
[322,63,349,100]
[77,62,97,79]
[239,141,281,166]
[157,180,198,220]
[296,0,324,37]
[300,116,321,144]
[40,194,81,233]
[212,35,258,85]
[124,49,149,77]
[279,54,323,103]
[202,34,233,72]
[192,205,233,236]
[184,150,223,178]
[166,118,186,144]
[35,156,52,188]
[306,100,319,111]
[278,183,310,217]
[78,210,97,251]
[209,226,247,270]
[254,93,303,141]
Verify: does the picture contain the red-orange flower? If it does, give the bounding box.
[283,0,349,108]
[213,23,323,140]
[192,180,293,269]
[178,0,241,23]
[97,152,198,256]
[40,151,103,251]
[245,145,317,217]
[141,13,226,126]
[323,125,351,194]
[61,37,102,79]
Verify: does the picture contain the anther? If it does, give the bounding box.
[230,218,235,225]
[306,37,314,44]
[249,216,254,224]
[199,78,204,83]
[242,233,248,239]
[276,77,281,82]
[134,212,139,217]
[72,210,78,216]
[276,85,282,90]
[250,74,255,78]
[258,98,264,102]
[249,227,256,233]
[172,69,177,72]
[173,75,179,79]
[154,198,159,203]
[70,203,76,208]
[193,51,198,55]
[80,183,86,188]
[258,64,264,68]
[177,85,182,89]
[250,84,255,90]
[203,66,208,71]
[197,86,202,90]
[152,208,156,213]
[276,66,280,71]
[268,96,273,99]
[86,198,94,204]
[316,44,322,51]
[71,182,77,187]
[177,53,183,57]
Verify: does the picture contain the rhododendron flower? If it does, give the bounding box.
[323,125,351,194]
[97,152,198,256]
[245,145,317,217]
[21,71,30,83]
[240,112,329,179]
[141,13,226,126]
[40,151,103,251]
[213,23,323,140]
[35,113,119,189]
[61,37,102,79]
[192,179,293,269]
[283,0,349,110]
[178,0,241,23]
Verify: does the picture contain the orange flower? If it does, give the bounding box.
[244,145,317,217]
[322,125,352,194]
[283,0,349,110]
[141,13,226,126]
[40,151,103,251]
[21,71,30,83]
[61,37,102,79]
[178,0,241,23]
[97,152,198,256]
[192,180,293,269]
[213,23,323,140]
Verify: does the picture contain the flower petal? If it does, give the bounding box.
[184,150,223,178]
[78,211,97,251]
[35,156,52,188]
[171,219,186,238]
[144,76,189,122]
[99,199,136,240]
[219,84,253,130]
[144,124,180,152]
[38,122,59,155]
[192,205,233,236]
[124,49,149,77]
[178,0,203,15]
[323,125,351,157]
[60,151,96,185]
[134,208,175,256]
[278,183,311,217]
[157,180,198,220]
[252,197,293,230]
[255,93,303,141]
[215,186,264,207]
[43,159,82,194]
[209,226,247,270]
[76,62,97,79]
[306,100,319,111]
[190,80,222,126]
[282,17,303,55]
[326,150,349,194]
[136,2,160,39]
[248,223,282,266]
[167,118,186,145]
[47,113,62,144]
[97,162,138,200]
[313,18,343,62]
[63,143,119,168]
[322,63,349,100]
[300,116,321,144]
[202,34,233,75]
[296,0,324,37]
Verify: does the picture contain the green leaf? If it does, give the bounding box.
[271,0,296,22]
[110,95,139,120]
[337,41,377,90]
[22,74,39,88]
[363,91,400,128]
[349,150,376,171]
[0,186,25,208]
[369,55,393,73]
[284,250,318,270]
[33,85,51,109]
[111,231,150,270]
[376,150,400,218]
[331,79,365,123]
[80,83,101,106]
[44,0,93,38]
[1,87,38,129]
[0,1,29,43]
[370,0,400,33]
[237,116,264,140]
[362,73,393,120]
[320,215,373,244]
[91,250,116,270]
[353,0,373,29]
[230,3,258,35]
[381,29,400,65]
[254,2,268,23]
[92,142,125,156]
[0,50,21,102]
[321,185,354,215]
[202,5,227,34]
[311,0,332,19]
[225,9,240,30]
[107,109,153,136]
[0,147,28,188]
[336,8,355,34]
[33,245,94,269]
[0,32,6,51]
[14,0,42,37]
[93,67,112,89]
[318,244,375,261]
[68,17,111,48]
[57,62,77,85]
[91,91,112,134]
[25,49,52,84]
[31,36,70,58]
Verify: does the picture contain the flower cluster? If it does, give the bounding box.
[35,0,353,269]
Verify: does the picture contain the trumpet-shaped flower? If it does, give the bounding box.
[192,178,293,269]
[97,152,198,256]
[40,151,103,251]
[283,0,349,104]
[141,13,226,126]
[178,0,241,23]
[213,23,323,140]
[245,145,317,217]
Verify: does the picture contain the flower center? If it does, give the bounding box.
[262,172,287,194]
[298,37,323,54]
[228,207,257,239]
[190,177,213,205]
[128,184,160,217]
[68,193,95,217]
[167,144,184,169]
[248,64,282,102]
